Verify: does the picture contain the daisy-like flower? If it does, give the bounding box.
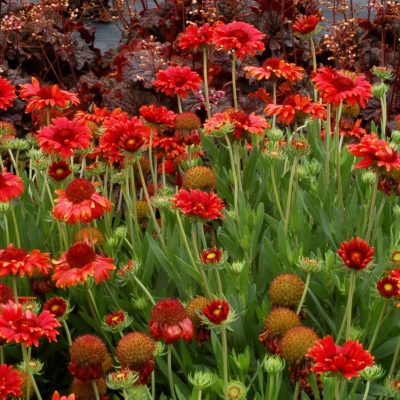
[376,276,400,298]
[104,310,132,332]
[212,21,265,60]
[0,301,60,346]
[0,244,51,278]
[347,134,400,172]
[48,160,72,182]
[292,15,321,38]
[19,77,79,113]
[171,189,224,220]
[43,297,68,318]
[52,178,112,224]
[339,118,366,139]
[139,104,176,129]
[202,300,230,325]
[0,77,16,110]
[204,109,269,139]
[149,298,193,344]
[100,115,149,164]
[0,171,23,203]
[338,237,374,270]
[153,66,202,98]
[265,94,326,125]
[38,117,91,159]
[178,23,214,51]
[0,364,23,399]
[200,247,223,265]
[52,391,76,400]
[307,336,374,379]
[245,57,305,82]
[75,105,124,125]
[52,242,116,288]
[312,67,371,107]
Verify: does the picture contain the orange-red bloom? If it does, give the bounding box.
[245,57,304,82]
[213,21,265,60]
[52,178,112,224]
[153,66,202,98]
[48,160,72,182]
[0,364,23,399]
[149,298,193,344]
[38,117,91,159]
[292,15,321,36]
[200,247,223,264]
[338,237,374,270]
[43,297,68,318]
[0,244,51,278]
[202,300,230,324]
[307,336,374,379]
[52,391,76,400]
[75,105,124,124]
[139,104,176,129]
[100,115,149,164]
[0,301,60,346]
[377,276,400,298]
[171,189,224,220]
[312,67,371,107]
[0,171,23,203]
[19,77,79,113]
[347,134,400,172]
[0,77,16,110]
[178,23,214,51]
[52,242,116,288]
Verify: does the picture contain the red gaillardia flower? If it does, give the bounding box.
[178,23,214,51]
[292,15,321,37]
[377,276,400,298]
[307,336,374,379]
[200,247,223,264]
[52,391,76,400]
[0,301,60,346]
[38,117,92,159]
[347,133,400,172]
[105,310,126,328]
[100,115,149,164]
[139,104,176,129]
[0,77,16,110]
[202,299,230,324]
[69,334,107,380]
[153,66,202,98]
[171,189,224,220]
[338,237,374,270]
[19,77,79,113]
[75,105,124,125]
[212,21,265,60]
[312,67,371,107]
[0,364,23,399]
[149,298,193,344]
[43,297,68,318]
[0,244,51,278]
[52,178,112,224]
[0,171,23,203]
[245,57,304,82]
[48,160,72,182]
[52,242,116,288]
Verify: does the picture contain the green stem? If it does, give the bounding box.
[91,380,100,400]
[86,285,102,323]
[234,142,242,192]
[22,344,42,400]
[198,388,203,400]
[380,94,387,139]
[368,303,388,351]
[334,379,341,400]
[12,276,18,304]
[167,345,177,400]
[0,345,4,364]
[362,381,371,400]
[388,334,400,377]
[151,371,156,400]
[284,157,299,234]
[324,105,332,190]
[292,381,300,400]
[203,47,211,119]
[122,389,129,400]
[221,328,229,400]
[10,204,21,247]
[3,213,9,245]
[232,55,238,110]
[272,81,277,128]
[365,177,379,243]
[225,136,239,217]
[296,273,311,314]
[177,95,183,113]
[133,275,156,305]
[62,320,72,347]
[270,164,284,220]
[267,373,275,400]
[334,103,344,211]
[337,271,356,343]
[148,129,158,195]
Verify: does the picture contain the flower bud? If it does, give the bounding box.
[0,202,10,213]
[227,380,248,400]
[361,171,376,185]
[393,205,400,217]
[266,128,284,142]
[18,359,44,375]
[263,355,285,375]
[226,260,245,274]
[153,186,174,209]
[188,370,217,390]
[307,159,321,176]
[349,325,364,341]
[106,368,138,390]
[360,364,385,381]
[297,256,324,273]
[371,66,395,81]
[392,130,400,144]
[127,385,151,400]
[371,83,389,98]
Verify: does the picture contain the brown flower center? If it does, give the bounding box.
[66,243,96,269]
[65,179,96,203]
[348,250,363,265]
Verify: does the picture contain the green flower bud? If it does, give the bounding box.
[226,260,245,274]
[296,165,308,180]
[106,368,138,390]
[361,171,376,185]
[154,341,165,357]
[392,130,400,144]
[266,128,284,142]
[9,138,29,151]
[227,380,248,400]
[349,325,364,341]
[127,385,151,400]
[393,205,400,217]
[371,66,395,81]
[153,186,174,209]
[307,159,321,176]
[188,370,217,390]
[0,202,10,213]
[297,256,324,273]
[114,226,128,239]
[132,296,148,310]
[263,355,286,375]
[371,83,389,98]
[18,359,44,375]
[360,364,385,381]
[27,148,44,161]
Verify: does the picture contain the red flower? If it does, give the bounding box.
[292,15,321,36]
[105,311,126,327]
[171,189,224,220]
[200,247,223,264]
[202,300,230,324]
[377,276,400,298]
[48,160,72,182]
[0,171,23,203]
[52,178,112,224]
[178,23,214,51]
[245,57,304,82]
[0,244,51,278]
[19,77,79,112]
[0,77,16,110]
[75,105,124,124]
[0,364,23,399]
[0,283,13,305]
[0,301,60,346]
[339,119,366,139]
[307,336,374,379]
[347,134,400,172]
[140,104,176,129]
[149,298,193,344]
[38,117,91,159]
[52,391,76,400]
[43,297,68,318]
[312,67,371,107]
[153,66,202,98]
[212,21,265,60]
[52,242,116,288]
[204,109,269,139]
[100,115,149,164]
[338,237,374,270]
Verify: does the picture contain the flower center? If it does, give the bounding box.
[229,29,249,43]
[333,74,355,91]
[56,168,65,175]
[393,252,400,262]
[0,247,27,262]
[263,57,281,70]
[51,304,60,313]
[65,179,96,203]
[384,283,394,292]
[229,110,250,126]
[207,253,216,260]
[119,133,143,153]
[348,250,363,265]
[15,317,37,331]
[38,86,55,100]
[66,243,96,269]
